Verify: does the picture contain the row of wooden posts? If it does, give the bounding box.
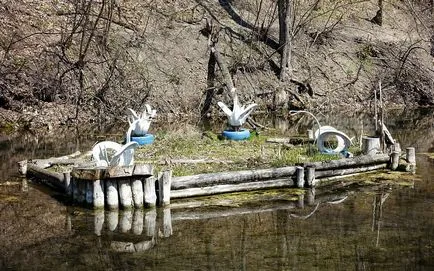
[19,145,416,210]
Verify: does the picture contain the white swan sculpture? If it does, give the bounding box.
[127,105,156,136]
[217,90,257,130]
[92,141,139,167]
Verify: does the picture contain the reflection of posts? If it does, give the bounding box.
[132,209,144,235]
[306,188,315,206]
[163,208,172,237]
[94,210,104,236]
[145,209,157,237]
[119,210,133,233]
[107,210,119,231]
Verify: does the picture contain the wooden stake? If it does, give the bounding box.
[296,166,305,188]
[305,166,315,187]
[131,179,144,208]
[106,180,119,210]
[93,180,105,209]
[390,151,400,170]
[144,176,157,207]
[157,170,172,206]
[119,179,133,209]
[406,147,416,164]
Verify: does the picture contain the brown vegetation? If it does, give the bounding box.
[0,0,433,132]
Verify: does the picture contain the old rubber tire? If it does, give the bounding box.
[222,129,250,141]
[131,134,154,145]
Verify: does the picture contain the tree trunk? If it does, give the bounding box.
[201,52,217,117]
[431,0,434,57]
[371,0,383,26]
[277,0,292,81]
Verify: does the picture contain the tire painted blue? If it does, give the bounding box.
[131,134,155,145]
[222,129,250,141]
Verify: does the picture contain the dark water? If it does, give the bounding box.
[0,109,433,270]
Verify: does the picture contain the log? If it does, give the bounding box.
[157,170,172,206]
[390,151,400,170]
[301,154,389,170]
[315,163,388,179]
[106,180,119,210]
[85,181,93,206]
[26,164,65,191]
[118,179,133,209]
[296,166,304,188]
[172,166,297,190]
[171,178,295,199]
[406,147,416,164]
[29,151,83,168]
[305,166,315,187]
[131,179,144,208]
[144,177,157,207]
[362,136,381,155]
[93,180,105,209]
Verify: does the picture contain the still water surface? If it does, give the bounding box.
[0,109,433,270]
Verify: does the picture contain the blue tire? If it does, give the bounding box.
[222,129,250,141]
[131,134,155,145]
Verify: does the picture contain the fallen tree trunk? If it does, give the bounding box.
[171,178,294,199]
[27,164,65,191]
[301,154,390,170]
[171,166,297,189]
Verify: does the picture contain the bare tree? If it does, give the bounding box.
[277,0,292,81]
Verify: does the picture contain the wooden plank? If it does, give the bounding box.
[172,166,297,190]
[105,166,134,178]
[71,167,104,180]
[133,164,153,176]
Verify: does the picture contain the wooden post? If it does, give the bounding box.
[296,166,304,188]
[119,210,133,233]
[118,179,133,209]
[93,180,105,209]
[163,207,172,237]
[144,176,157,207]
[85,181,93,206]
[390,151,400,170]
[132,209,144,235]
[362,136,381,155]
[305,166,315,187]
[157,170,172,206]
[145,209,157,237]
[405,147,416,172]
[94,210,104,236]
[107,210,119,231]
[18,160,28,175]
[307,129,314,140]
[64,172,72,196]
[106,180,119,210]
[78,180,86,204]
[131,179,144,208]
[72,177,79,203]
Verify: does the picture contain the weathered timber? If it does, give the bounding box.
[131,179,144,208]
[106,180,119,209]
[390,151,400,170]
[144,177,157,207]
[314,163,388,179]
[296,166,304,188]
[94,210,104,236]
[107,210,119,231]
[157,170,172,206]
[171,166,297,190]
[71,164,153,180]
[406,147,416,164]
[362,136,381,155]
[27,151,83,169]
[27,164,65,191]
[301,154,390,170]
[132,209,144,235]
[305,166,315,187]
[119,179,133,209]
[171,178,295,199]
[93,180,105,209]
